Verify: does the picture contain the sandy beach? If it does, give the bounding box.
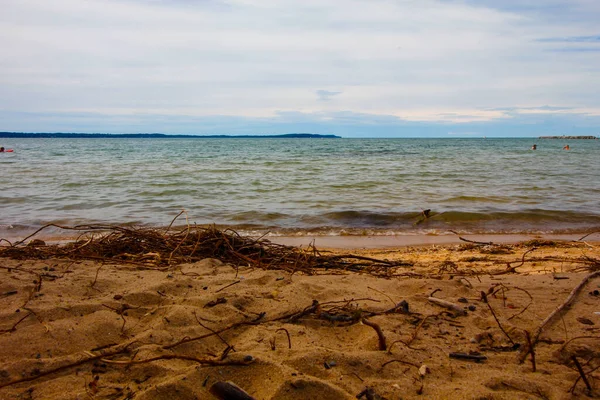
[4,0,600,398]
[1,230,600,399]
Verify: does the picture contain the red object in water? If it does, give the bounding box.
[3,149,14,152]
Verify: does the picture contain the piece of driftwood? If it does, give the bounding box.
[519,270,600,363]
[270,328,292,350]
[427,297,467,316]
[0,341,137,389]
[524,330,536,372]
[494,247,537,275]
[571,357,593,392]
[449,352,487,362]
[486,301,515,345]
[361,318,387,350]
[449,230,494,245]
[209,381,256,400]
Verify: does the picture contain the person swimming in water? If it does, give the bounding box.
[563,145,570,150]
[0,147,5,152]
[531,144,537,150]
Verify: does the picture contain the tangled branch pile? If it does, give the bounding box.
[0,224,410,275]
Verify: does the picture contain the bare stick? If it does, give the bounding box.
[486,301,514,345]
[408,314,438,345]
[507,286,534,321]
[275,328,292,349]
[193,311,233,350]
[388,339,424,353]
[215,280,241,293]
[168,212,191,265]
[101,354,251,366]
[64,236,94,254]
[571,356,592,392]
[576,231,599,242]
[449,352,487,362]
[0,341,136,389]
[165,210,186,233]
[428,297,466,316]
[362,318,387,351]
[381,359,420,370]
[120,313,127,334]
[90,264,104,292]
[11,223,77,246]
[519,270,600,363]
[0,290,18,298]
[449,230,494,245]
[559,336,600,353]
[164,319,260,350]
[524,330,536,372]
[367,286,396,306]
[0,312,32,334]
[496,247,537,275]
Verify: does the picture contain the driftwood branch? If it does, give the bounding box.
[0,341,137,389]
[486,301,515,345]
[428,297,467,316]
[519,270,600,363]
[449,230,494,245]
[362,318,387,351]
[495,247,537,275]
[571,356,593,392]
[101,354,252,367]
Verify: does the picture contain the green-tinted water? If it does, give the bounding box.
[1,137,599,237]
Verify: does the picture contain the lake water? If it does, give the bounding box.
[1,137,599,239]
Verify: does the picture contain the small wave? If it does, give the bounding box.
[61,182,88,188]
[292,209,600,235]
[228,211,290,222]
[328,181,390,190]
[0,197,28,204]
[442,195,511,204]
[316,210,420,227]
[434,210,600,223]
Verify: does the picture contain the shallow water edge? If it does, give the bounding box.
[1,222,598,250]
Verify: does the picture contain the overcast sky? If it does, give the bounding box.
[1,0,599,137]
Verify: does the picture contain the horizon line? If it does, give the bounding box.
[1,131,597,139]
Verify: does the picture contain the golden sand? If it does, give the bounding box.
[1,238,599,399]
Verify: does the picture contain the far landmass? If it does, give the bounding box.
[0,132,340,139]
[539,135,597,139]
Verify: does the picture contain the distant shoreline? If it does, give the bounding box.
[538,135,598,139]
[3,132,599,139]
[0,132,340,139]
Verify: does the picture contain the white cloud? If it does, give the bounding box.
[0,0,599,131]
[513,106,600,117]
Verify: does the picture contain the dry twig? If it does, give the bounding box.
[519,270,600,363]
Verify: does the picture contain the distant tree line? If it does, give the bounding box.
[0,132,340,139]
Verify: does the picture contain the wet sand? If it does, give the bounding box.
[270,232,597,249]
